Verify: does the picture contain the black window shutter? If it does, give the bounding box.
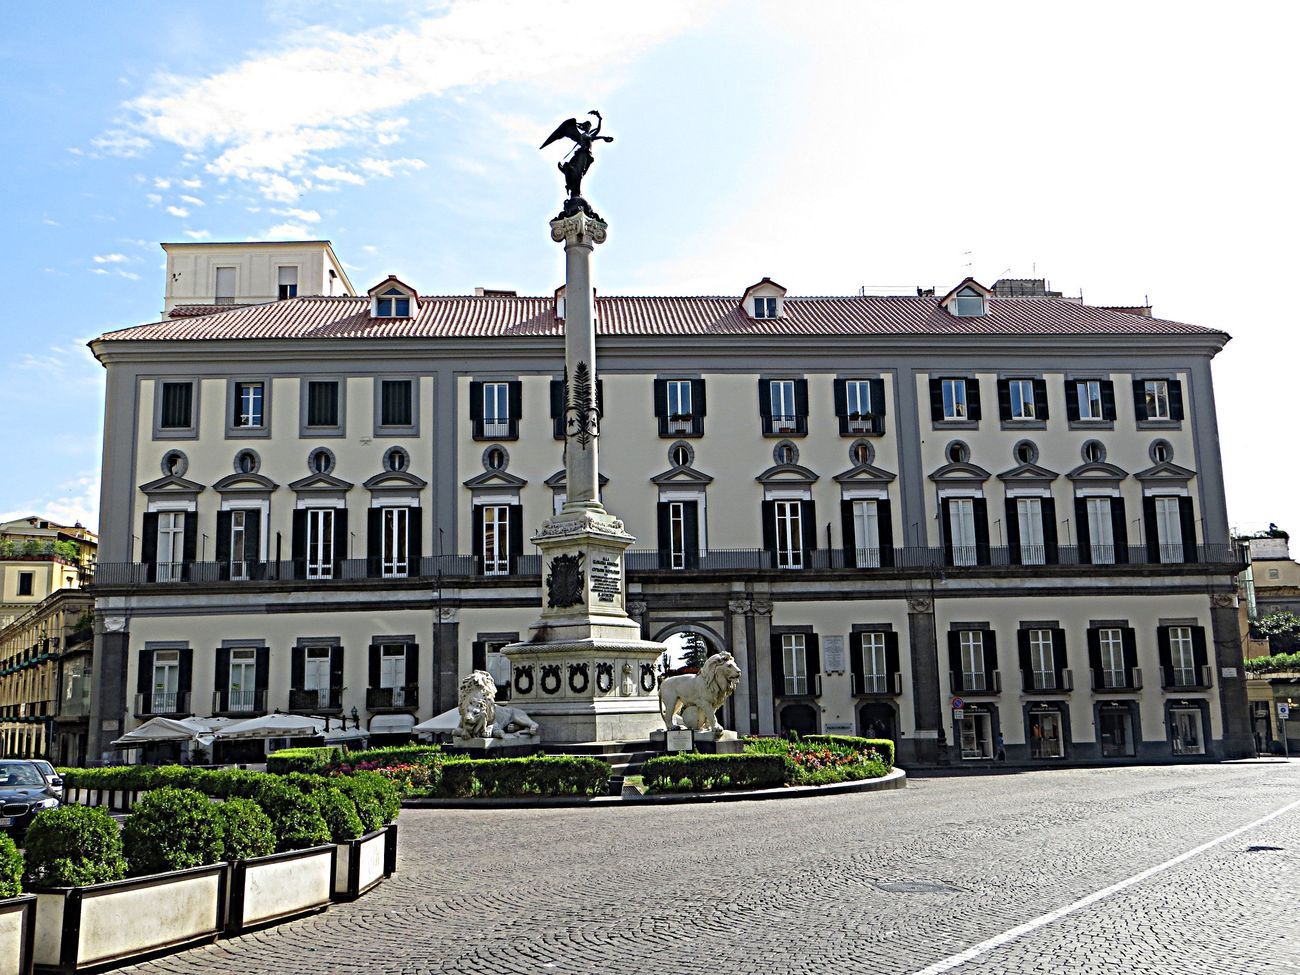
[291,645,305,691]
[1111,497,1129,564]
[1191,627,1208,671]
[469,381,484,421]
[692,379,706,417]
[800,500,818,557]
[367,508,382,572]
[770,639,786,693]
[850,634,864,691]
[141,513,159,578]
[1121,628,1138,673]
[136,649,152,701]
[1049,630,1067,686]
[333,508,348,571]
[1018,629,1033,688]
[1157,626,1172,686]
[407,507,422,567]
[653,379,668,418]
[255,647,269,698]
[1169,380,1185,421]
[507,380,523,419]
[806,633,821,678]
[1142,497,1160,562]
[761,500,777,559]
[1100,380,1117,421]
[182,514,197,564]
[1132,379,1149,421]
[215,647,231,697]
[941,498,954,566]
[758,379,773,417]
[1041,497,1059,564]
[178,648,193,703]
[216,512,233,566]
[656,502,672,569]
[1074,497,1091,564]
[983,631,998,684]
[330,646,345,691]
[947,632,962,692]
[877,499,895,567]
[833,379,848,417]
[405,644,419,687]
[1005,497,1022,565]
[966,378,982,421]
[471,641,486,672]
[595,379,604,417]
[869,378,886,416]
[794,379,809,435]
[1178,497,1197,562]
[997,379,1012,422]
[840,499,855,566]
[472,505,485,566]
[245,510,261,573]
[551,379,566,439]
[972,497,990,564]
[1065,381,1080,422]
[508,504,524,572]
[368,644,381,689]
[683,501,700,568]
[884,631,900,678]
[1087,629,1102,687]
[1032,379,1049,420]
[929,378,944,422]
[291,510,307,568]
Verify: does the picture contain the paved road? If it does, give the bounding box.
[124,762,1300,975]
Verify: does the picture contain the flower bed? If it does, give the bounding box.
[643,736,892,793]
[641,754,786,793]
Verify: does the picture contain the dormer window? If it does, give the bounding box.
[953,287,986,317]
[742,277,787,321]
[754,296,778,319]
[376,288,410,317]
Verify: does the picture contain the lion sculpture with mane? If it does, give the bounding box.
[659,651,742,733]
[455,670,540,740]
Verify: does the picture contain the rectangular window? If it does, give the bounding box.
[861,631,888,693]
[1099,628,1125,688]
[483,505,510,575]
[382,506,409,578]
[1154,497,1184,563]
[277,265,298,300]
[215,266,236,304]
[1086,497,1116,564]
[306,508,335,580]
[844,380,874,433]
[942,378,968,420]
[770,380,797,432]
[669,501,688,570]
[1169,626,1196,687]
[379,644,408,705]
[1076,380,1104,420]
[782,633,808,695]
[1029,629,1055,690]
[852,499,881,568]
[156,510,185,582]
[482,382,510,439]
[380,380,413,427]
[1016,497,1046,565]
[229,510,248,580]
[948,498,977,567]
[228,648,257,712]
[17,572,34,597]
[152,649,179,714]
[234,381,264,428]
[303,646,331,708]
[1171,707,1205,755]
[1144,380,1170,420]
[775,499,803,569]
[376,290,411,317]
[667,380,693,433]
[754,296,778,319]
[959,631,985,691]
[306,381,339,427]
[159,382,193,430]
[1008,379,1036,420]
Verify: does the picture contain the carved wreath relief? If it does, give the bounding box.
[546,552,585,608]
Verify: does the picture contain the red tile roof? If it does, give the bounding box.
[97,294,1220,343]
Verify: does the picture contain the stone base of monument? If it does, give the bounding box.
[649,728,742,754]
[446,737,540,758]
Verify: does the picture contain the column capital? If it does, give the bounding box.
[550,212,608,247]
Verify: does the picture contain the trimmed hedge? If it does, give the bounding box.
[212,798,276,860]
[122,788,223,875]
[0,833,22,897]
[339,745,442,767]
[266,746,341,775]
[23,806,127,889]
[642,754,786,793]
[250,779,332,852]
[803,735,894,768]
[438,756,609,798]
[315,786,365,842]
[335,772,398,829]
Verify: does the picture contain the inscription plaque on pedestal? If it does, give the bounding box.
[666,729,694,753]
[590,555,621,603]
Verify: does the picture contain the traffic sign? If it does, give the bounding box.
[1280,703,1291,719]
[953,709,965,721]
[951,697,965,710]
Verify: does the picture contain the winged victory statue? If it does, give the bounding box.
[540,111,613,219]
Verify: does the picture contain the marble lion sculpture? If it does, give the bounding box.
[659,651,742,733]
[455,670,540,740]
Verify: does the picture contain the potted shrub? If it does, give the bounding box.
[0,832,35,975]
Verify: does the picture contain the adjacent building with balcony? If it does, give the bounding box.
[83,257,1251,766]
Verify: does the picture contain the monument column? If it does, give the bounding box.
[556,215,603,509]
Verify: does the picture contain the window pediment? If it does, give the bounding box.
[996,462,1059,486]
[287,471,354,492]
[1066,461,1128,484]
[212,472,279,494]
[1134,461,1196,484]
[832,461,897,485]
[138,473,206,497]
[755,463,819,486]
[463,469,527,490]
[363,470,428,491]
[929,461,991,484]
[650,465,714,486]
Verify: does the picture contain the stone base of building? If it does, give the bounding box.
[446,737,540,757]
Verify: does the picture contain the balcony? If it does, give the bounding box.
[287,687,344,714]
[852,672,902,696]
[212,689,267,716]
[366,685,418,712]
[1091,668,1143,693]
[133,691,191,718]
[1021,669,1075,694]
[1161,664,1213,691]
[949,671,1001,696]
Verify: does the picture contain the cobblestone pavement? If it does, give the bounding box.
[121,762,1300,975]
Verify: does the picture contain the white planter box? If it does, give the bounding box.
[332,830,387,901]
[227,846,334,935]
[0,894,35,975]
[33,864,226,973]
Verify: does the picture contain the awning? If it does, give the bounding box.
[111,716,212,747]
[324,727,370,745]
[215,713,327,740]
[412,708,460,734]
[368,713,416,735]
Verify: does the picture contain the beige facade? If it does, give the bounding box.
[160,240,355,316]
[0,517,96,628]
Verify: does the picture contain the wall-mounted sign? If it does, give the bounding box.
[823,635,846,673]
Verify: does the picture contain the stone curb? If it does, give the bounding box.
[401,766,907,809]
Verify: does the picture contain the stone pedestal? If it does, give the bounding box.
[446,737,540,758]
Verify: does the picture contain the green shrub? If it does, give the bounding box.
[267,747,341,775]
[315,786,365,842]
[0,833,22,897]
[438,756,609,798]
[331,775,384,832]
[642,754,786,793]
[212,798,276,860]
[341,745,441,767]
[251,780,331,852]
[803,735,894,768]
[122,788,223,875]
[345,771,401,823]
[23,806,127,889]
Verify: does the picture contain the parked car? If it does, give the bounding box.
[0,761,60,838]
[28,758,63,799]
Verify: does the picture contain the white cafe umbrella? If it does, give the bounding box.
[215,713,327,740]
[412,708,461,734]
[111,716,211,747]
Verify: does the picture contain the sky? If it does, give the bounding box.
[0,1,1295,541]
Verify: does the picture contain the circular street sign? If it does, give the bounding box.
[951,696,964,710]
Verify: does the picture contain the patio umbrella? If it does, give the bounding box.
[215,713,327,740]
[111,716,213,747]
[412,708,461,734]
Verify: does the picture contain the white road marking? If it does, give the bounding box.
[909,795,1300,975]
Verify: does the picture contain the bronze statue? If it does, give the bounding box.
[540,111,613,219]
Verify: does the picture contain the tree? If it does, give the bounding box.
[681,631,710,669]
[1253,611,1300,653]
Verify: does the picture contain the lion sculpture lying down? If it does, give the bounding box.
[455,670,540,740]
[659,651,742,733]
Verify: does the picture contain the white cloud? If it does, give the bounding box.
[153,177,172,189]
[93,253,129,264]
[272,207,321,223]
[166,205,190,217]
[361,244,377,254]
[263,222,311,239]
[89,268,110,275]
[90,130,150,158]
[179,177,202,189]
[116,270,141,281]
[312,164,364,185]
[179,194,205,207]
[183,229,211,240]
[42,216,59,227]
[146,193,162,205]
[356,156,426,178]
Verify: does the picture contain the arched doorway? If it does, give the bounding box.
[655,625,732,728]
[779,703,819,738]
[856,702,896,744]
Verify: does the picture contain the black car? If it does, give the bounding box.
[27,759,63,800]
[0,761,60,838]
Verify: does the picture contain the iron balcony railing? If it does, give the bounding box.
[366,685,418,711]
[1160,664,1214,691]
[288,687,344,713]
[1091,667,1144,692]
[851,671,902,696]
[1021,669,1075,693]
[949,671,1002,695]
[212,689,267,715]
[133,691,190,717]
